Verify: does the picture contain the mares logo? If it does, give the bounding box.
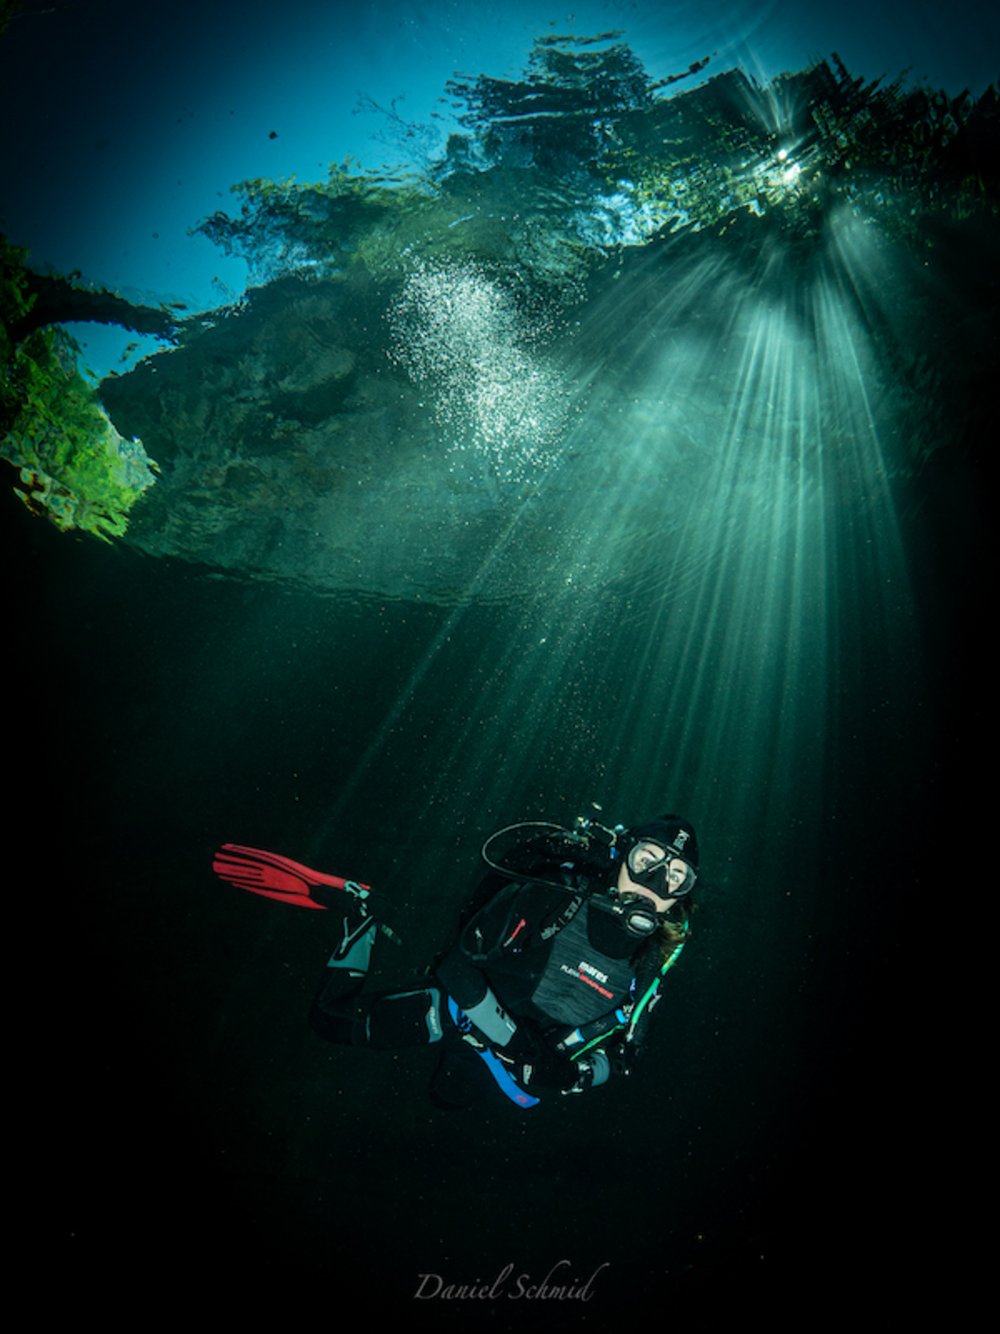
[578,960,609,985]
[561,960,613,999]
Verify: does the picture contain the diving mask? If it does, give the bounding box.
[625,840,697,900]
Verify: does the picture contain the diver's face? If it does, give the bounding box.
[617,840,688,913]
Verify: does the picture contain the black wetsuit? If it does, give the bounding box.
[310,837,688,1109]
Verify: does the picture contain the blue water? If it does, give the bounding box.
[2,0,995,375]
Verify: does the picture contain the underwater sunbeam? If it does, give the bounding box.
[370,224,925,881]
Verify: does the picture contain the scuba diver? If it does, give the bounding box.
[212,810,700,1110]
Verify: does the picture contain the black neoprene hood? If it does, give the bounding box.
[624,815,699,872]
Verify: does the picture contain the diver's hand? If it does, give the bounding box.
[498,1025,579,1090]
[561,1059,594,1095]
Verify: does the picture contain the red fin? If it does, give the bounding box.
[213,843,370,908]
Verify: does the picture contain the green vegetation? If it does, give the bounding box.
[1,237,157,540]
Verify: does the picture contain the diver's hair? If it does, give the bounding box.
[650,904,691,963]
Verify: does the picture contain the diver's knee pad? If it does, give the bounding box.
[364,986,446,1049]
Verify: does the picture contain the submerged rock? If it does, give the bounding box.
[100,210,991,605]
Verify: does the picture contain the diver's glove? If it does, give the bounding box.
[497,1023,580,1091]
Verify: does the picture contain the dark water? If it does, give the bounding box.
[10,443,981,1324]
[4,9,991,1327]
